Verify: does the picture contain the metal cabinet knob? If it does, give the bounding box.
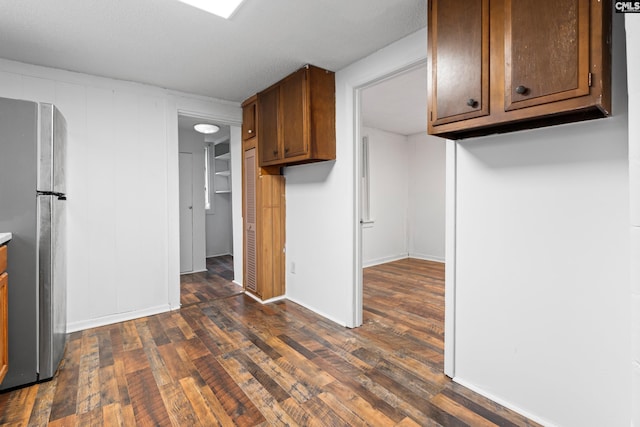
[515,85,528,95]
[466,98,477,107]
[273,150,278,155]
[248,129,253,134]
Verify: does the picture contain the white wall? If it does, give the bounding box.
[625,14,640,427]
[408,132,446,262]
[453,15,630,427]
[360,127,446,266]
[178,126,207,272]
[0,58,243,331]
[361,127,410,266]
[302,23,632,426]
[285,30,427,327]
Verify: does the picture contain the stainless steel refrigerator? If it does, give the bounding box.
[0,96,68,390]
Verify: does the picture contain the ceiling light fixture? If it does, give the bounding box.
[176,0,246,19]
[194,123,220,134]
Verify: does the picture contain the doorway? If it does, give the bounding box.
[178,114,240,306]
[357,62,448,363]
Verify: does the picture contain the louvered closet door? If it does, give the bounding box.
[244,148,258,293]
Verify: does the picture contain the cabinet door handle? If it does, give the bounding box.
[515,85,528,95]
[248,129,253,134]
[273,150,278,155]
[285,147,289,154]
[466,98,478,108]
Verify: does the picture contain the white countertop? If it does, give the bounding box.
[0,233,12,245]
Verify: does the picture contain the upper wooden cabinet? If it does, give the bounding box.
[427,0,611,139]
[430,0,489,126]
[242,99,257,141]
[257,65,336,167]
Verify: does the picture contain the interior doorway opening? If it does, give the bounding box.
[177,113,241,306]
[356,61,448,368]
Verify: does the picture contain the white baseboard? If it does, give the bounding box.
[67,304,173,333]
[180,268,207,275]
[206,252,233,259]
[408,252,445,263]
[362,253,408,268]
[452,377,557,427]
[244,291,286,305]
[285,295,349,328]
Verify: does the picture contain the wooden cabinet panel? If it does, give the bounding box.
[280,69,307,159]
[505,0,590,110]
[428,0,611,139]
[242,147,285,300]
[257,65,335,167]
[0,245,5,275]
[241,98,286,301]
[430,0,489,125]
[258,87,280,164]
[0,244,7,384]
[242,100,257,141]
[243,148,258,293]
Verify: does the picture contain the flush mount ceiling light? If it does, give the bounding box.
[176,0,246,19]
[194,123,220,134]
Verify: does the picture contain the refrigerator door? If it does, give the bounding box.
[37,194,67,380]
[38,103,67,194]
[0,97,39,390]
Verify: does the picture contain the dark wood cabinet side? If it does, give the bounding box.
[0,245,8,385]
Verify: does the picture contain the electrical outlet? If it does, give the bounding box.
[291,262,296,274]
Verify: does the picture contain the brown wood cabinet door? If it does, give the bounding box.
[280,69,307,159]
[258,86,281,164]
[505,0,590,111]
[430,0,489,126]
[242,101,256,141]
[0,272,7,384]
[243,149,258,294]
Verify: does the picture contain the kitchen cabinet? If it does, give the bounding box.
[427,0,611,139]
[242,96,286,301]
[242,100,256,141]
[0,244,8,384]
[257,64,335,167]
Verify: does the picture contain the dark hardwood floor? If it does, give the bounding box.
[181,255,241,306]
[0,258,539,426]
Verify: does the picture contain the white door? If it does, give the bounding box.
[179,152,194,273]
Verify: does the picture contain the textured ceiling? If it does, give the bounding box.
[178,114,230,144]
[0,0,426,103]
[362,64,427,136]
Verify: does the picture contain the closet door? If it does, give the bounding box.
[243,148,257,293]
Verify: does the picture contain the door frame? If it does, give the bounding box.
[168,103,242,310]
[352,59,457,378]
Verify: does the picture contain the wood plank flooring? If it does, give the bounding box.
[181,255,241,306]
[0,258,540,426]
